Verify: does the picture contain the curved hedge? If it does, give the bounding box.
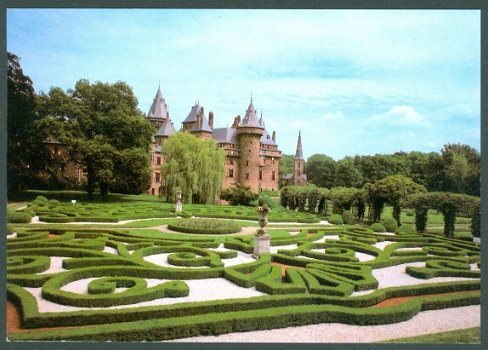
[6,217,481,341]
[168,218,241,234]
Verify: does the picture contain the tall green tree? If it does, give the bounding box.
[7,52,50,195]
[334,157,363,188]
[441,143,480,195]
[37,79,154,200]
[160,132,225,204]
[306,154,336,188]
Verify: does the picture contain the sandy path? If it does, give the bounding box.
[166,305,480,343]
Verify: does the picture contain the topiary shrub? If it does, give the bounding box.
[382,217,398,232]
[369,222,386,232]
[327,214,344,225]
[396,224,417,235]
[7,209,32,224]
[31,195,49,207]
[341,211,356,225]
[168,218,241,234]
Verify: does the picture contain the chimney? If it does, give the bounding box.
[209,111,214,129]
[232,115,241,128]
[272,131,276,142]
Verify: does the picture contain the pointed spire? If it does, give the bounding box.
[147,85,168,119]
[239,98,263,129]
[295,130,304,160]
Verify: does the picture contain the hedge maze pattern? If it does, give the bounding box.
[7,224,480,341]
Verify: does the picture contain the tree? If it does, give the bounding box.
[306,154,336,188]
[220,183,257,206]
[353,154,407,185]
[374,175,427,226]
[441,143,480,196]
[161,132,225,204]
[329,187,360,214]
[406,192,480,238]
[7,52,50,195]
[278,154,295,187]
[334,157,363,188]
[37,79,154,200]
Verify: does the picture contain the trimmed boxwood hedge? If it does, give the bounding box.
[328,214,344,225]
[6,210,482,341]
[369,223,386,232]
[168,218,241,234]
[7,209,32,223]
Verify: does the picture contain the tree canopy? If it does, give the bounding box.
[37,79,154,199]
[160,132,225,204]
[7,52,50,195]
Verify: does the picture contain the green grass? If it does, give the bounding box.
[382,327,480,343]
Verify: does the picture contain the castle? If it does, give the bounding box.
[42,86,308,196]
[146,87,282,195]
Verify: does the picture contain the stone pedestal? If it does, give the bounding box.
[253,232,271,258]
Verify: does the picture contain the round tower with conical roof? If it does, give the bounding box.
[237,99,264,192]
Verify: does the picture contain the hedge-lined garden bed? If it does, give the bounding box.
[6,218,481,341]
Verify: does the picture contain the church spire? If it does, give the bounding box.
[295,130,304,160]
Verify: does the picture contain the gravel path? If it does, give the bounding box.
[166,305,480,343]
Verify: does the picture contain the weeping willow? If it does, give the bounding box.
[160,132,225,204]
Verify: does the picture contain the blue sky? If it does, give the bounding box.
[7,9,480,159]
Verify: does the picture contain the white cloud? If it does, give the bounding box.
[369,105,427,127]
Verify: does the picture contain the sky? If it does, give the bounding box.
[7,9,480,159]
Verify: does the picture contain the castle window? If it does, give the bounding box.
[272,171,276,180]
[155,173,161,182]
[157,156,161,165]
[229,169,234,178]
[259,170,263,180]
[245,173,249,180]
[53,146,59,156]
[246,160,249,167]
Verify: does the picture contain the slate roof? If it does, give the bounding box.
[147,87,168,119]
[283,173,294,180]
[239,100,264,129]
[155,119,177,137]
[213,127,238,144]
[182,103,203,124]
[295,130,304,160]
[191,113,213,133]
[260,129,276,145]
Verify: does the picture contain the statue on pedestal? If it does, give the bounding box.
[253,199,271,258]
[175,190,183,213]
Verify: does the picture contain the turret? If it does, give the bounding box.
[146,85,169,128]
[237,100,264,193]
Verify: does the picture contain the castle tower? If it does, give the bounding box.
[293,130,307,185]
[146,85,169,129]
[237,99,264,192]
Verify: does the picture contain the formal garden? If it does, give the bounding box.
[6,191,480,342]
